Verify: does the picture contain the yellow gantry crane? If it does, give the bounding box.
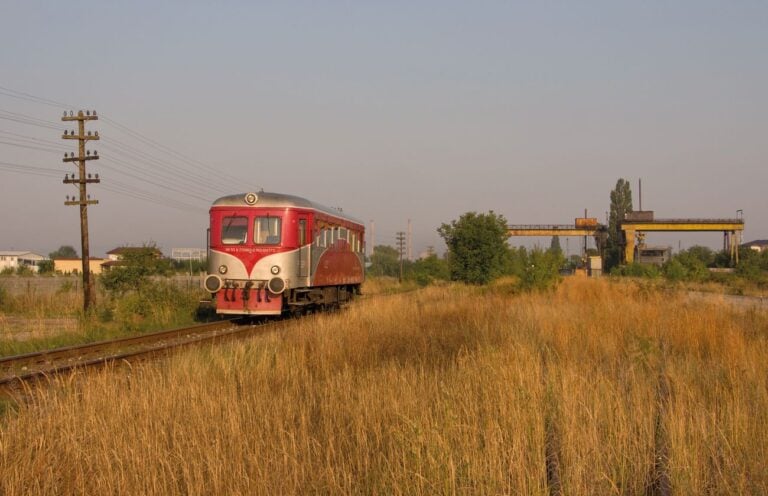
[620,217,744,264]
[507,212,745,265]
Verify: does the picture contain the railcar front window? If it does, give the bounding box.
[255,216,282,245]
[221,216,248,245]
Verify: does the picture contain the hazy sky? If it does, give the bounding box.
[1,1,766,258]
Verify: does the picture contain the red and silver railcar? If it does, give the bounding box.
[204,192,365,316]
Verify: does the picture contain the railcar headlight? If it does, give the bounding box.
[244,192,258,205]
[204,274,223,293]
[218,265,228,274]
[267,277,286,294]
[270,265,280,275]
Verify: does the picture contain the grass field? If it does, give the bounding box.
[0,281,204,357]
[1,278,766,494]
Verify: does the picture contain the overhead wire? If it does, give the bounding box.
[0,84,262,192]
[0,85,261,214]
[0,107,254,198]
[0,85,72,109]
[99,115,261,191]
[0,111,232,198]
[0,160,208,214]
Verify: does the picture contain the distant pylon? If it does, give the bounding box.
[396,231,406,282]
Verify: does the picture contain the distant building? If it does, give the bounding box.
[170,248,206,262]
[54,258,106,275]
[103,246,164,271]
[637,246,672,266]
[587,256,603,277]
[0,251,48,273]
[106,246,163,262]
[741,240,768,253]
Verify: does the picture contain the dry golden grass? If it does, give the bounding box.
[1,278,766,494]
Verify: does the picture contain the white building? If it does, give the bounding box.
[0,251,48,273]
[742,240,768,253]
[170,248,206,262]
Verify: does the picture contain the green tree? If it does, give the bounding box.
[100,245,172,294]
[37,260,55,274]
[49,245,78,259]
[438,211,509,285]
[667,247,711,281]
[683,245,715,267]
[549,236,562,256]
[606,179,633,269]
[407,254,450,286]
[520,247,564,290]
[505,246,529,276]
[367,245,401,277]
[734,248,767,282]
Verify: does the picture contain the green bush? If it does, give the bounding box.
[15,266,33,276]
[407,254,450,287]
[662,259,687,282]
[57,279,75,294]
[519,248,564,291]
[112,281,200,330]
[0,284,8,309]
[612,262,661,278]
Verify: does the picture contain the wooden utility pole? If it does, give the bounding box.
[396,231,406,283]
[62,110,100,312]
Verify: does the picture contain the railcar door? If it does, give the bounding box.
[297,217,309,278]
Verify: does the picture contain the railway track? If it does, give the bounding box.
[0,289,410,398]
[0,319,276,397]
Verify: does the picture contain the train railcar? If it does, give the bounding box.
[204,191,365,316]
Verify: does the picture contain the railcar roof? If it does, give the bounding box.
[211,192,363,225]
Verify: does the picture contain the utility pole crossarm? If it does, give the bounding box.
[63,154,100,162]
[62,134,100,141]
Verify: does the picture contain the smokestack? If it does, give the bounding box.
[369,220,375,257]
[407,219,413,261]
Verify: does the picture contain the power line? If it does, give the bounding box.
[99,139,235,194]
[0,108,228,199]
[99,115,260,191]
[0,110,67,131]
[0,84,264,215]
[0,160,208,213]
[0,139,69,154]
[0,87,72,109]
[0,130,71,151]
[0,85,261,193]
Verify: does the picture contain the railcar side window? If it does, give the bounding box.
[221,216,248,245]
[254,216,281,245]
[298,219,307,246]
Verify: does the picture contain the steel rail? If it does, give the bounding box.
[0,319,259,396]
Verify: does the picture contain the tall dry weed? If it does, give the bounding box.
[1,278,766,494]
